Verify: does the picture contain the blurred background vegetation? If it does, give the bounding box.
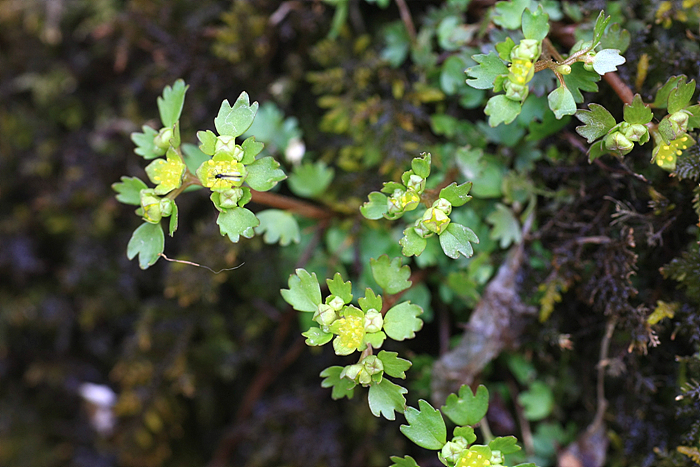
[1,0,700,466]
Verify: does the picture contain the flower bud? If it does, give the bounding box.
[441,437,468,464]
[362,355,384,375]
[140,190,162,224]
[364,309,383,333]
[406,174,424,192]
[504,80,529,102]
[511,39,541,61]
[218,188,244,208]
[490,450,504,465]
[422,207,451,234]
[154,127,173,151]
[387,189,405,214]
[669,110,689,133]
[215,136,244,161]
[159,198,173,217]
[433,198,452,216]
[328,295,346,311]
[605,131,634,152]
[555,64,571,75]
[622,123,648,142]
[413,219,433,239]
[340,364,362,381]
[314,303,337,327]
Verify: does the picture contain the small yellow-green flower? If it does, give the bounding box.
[331,307,365,356]
[145,147,186,195]
[457,446,493,467]
[421,206,451,234]
[653,134,695,171]
[197,158,247,192]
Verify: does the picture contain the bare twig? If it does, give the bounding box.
[395,0,416,41]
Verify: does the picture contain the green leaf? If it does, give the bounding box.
[521,5,550,41]
[288,161,334,198]
[687,104,700,130]
[493,0,536,29]
[439,223,479,259]
[145,146,186,195]
[587,139,608,162]
[302,326,333,346]
[254,209,300,246]
[168,201,178,236]
[489,436,522,455]
[131,125,161,160]
[465,52,508,90]
[320,366,356,400]
[359,288,382,313]
[486,203,521,248]
[668,79,696,114]
[623,94,653,125]
[400,227,428,257]
[437,15,472,51]
[327,273,353,303]
[600,23,630,53]
[441,384,489,426]
[197,129,218,155]
[440,55,469,96]
[245,156,286,191]
[240,136,264,164]
[113,176,148,205]
[384,301,423,341]
[439,182,473,207]
[518,381,554,420]
[562,62,600,102]
[214,92,259,138]
[485,95,522,127]
[368,378,407,420]
[364,331,386,348]
[216,207,259,243]
[547,86,576,119]
[389,455,420,467]
[411,153,431,178]
[157,79,188,128]
[653,75,685,109]
[400,400,447,450]
[371,255,412,294]
[591,49,626,75]
[591,10,611,46]
[454,426,477,445]
[495,37,516,61]
[378,350,412,379]
[281,268,322,312]
[575,103,617,143]
[361,192,389,220]
[381,21,411,68]
[126,222,164,269]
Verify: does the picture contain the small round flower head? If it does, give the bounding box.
[154,127,174,152]
[198,159,247,192]
[215,136,244,161]
[364,309,383,333]
[422,206,451,235]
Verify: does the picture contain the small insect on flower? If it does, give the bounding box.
[215,173,242,182]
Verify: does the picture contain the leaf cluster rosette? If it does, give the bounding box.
[112,81,287,268]
[390,384,535,467]
[575,75,699,169]
[361,153,479,259]
[280,256,422,420]
[466,7,626,126]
